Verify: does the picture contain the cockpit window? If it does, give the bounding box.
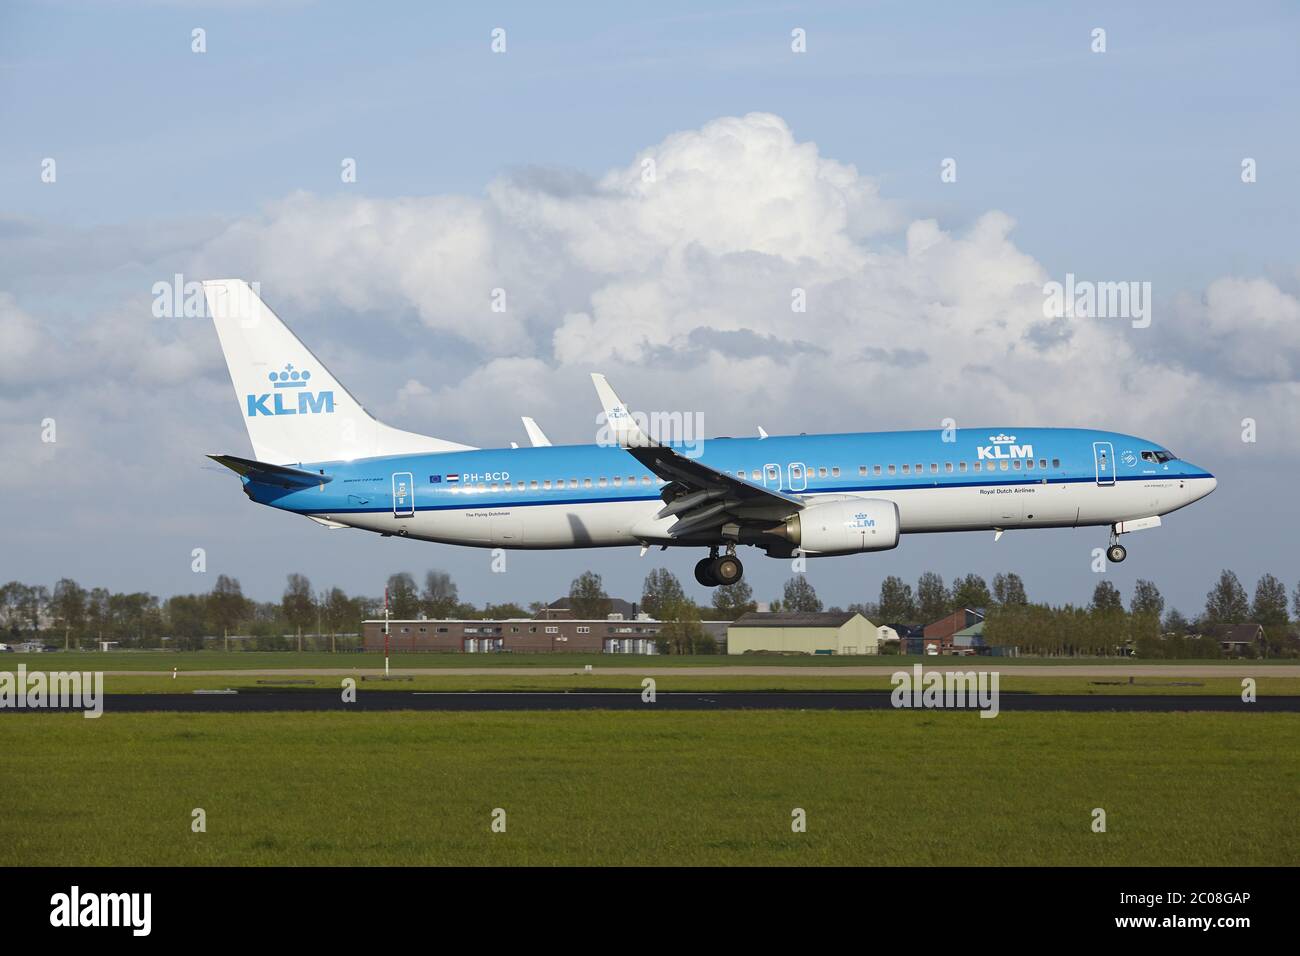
[1141,450,1177,464]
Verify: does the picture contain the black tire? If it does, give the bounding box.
[712,555,743,586]
[1107,544,1127,563]
[694,558,717,587]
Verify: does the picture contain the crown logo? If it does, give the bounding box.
[269,363,313,389]
[988,433,1016,443]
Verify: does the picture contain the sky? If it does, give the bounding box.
[2,0,1298,618]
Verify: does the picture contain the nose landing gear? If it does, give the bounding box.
[1106,526,1127,563]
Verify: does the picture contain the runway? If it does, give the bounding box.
[7,690,1298,713]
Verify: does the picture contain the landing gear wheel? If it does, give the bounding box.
[694,558,717,587]
[1106,544,1127,564]
[711,555,743,586]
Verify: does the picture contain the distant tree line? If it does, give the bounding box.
[3,566,1296,658]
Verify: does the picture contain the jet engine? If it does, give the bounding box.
[769,498,900,556]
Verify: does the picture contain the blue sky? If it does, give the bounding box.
[2,0,1298,617]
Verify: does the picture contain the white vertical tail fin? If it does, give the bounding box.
[203,279,474,465]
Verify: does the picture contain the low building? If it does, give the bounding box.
[888,623,926,655]
[1220,623,1264,657]
[923,608,986,655]
[727,611,878,656]
[363,612,729,654]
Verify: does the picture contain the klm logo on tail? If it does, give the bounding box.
[246,364,335,417]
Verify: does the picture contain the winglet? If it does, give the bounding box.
[521,416,552,447]
[590,373,655,448]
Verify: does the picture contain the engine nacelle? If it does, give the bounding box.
[771,498,900,556]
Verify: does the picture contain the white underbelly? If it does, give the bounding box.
[315,480,1184,547]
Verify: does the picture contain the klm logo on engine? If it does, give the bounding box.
[977,433,1033,460]
[851,512,876,528]
[246,364,335,417]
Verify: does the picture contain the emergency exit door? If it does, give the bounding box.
[392,471,414,517]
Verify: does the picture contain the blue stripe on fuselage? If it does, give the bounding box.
[238,427,1210,513]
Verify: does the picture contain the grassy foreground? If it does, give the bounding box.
[2,711,1295,866]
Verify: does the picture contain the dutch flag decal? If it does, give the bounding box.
[446,474,460,483]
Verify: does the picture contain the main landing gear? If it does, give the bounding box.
[695,546,744,587]
[1106,526,1127,564]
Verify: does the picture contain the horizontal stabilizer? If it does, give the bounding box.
[209,454,330,489]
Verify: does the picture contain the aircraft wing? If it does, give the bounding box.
[590,374,804,540]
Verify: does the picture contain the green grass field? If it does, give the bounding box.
[3,710,1295,865]
[17,650,1292,671]
[83,673,1300,695]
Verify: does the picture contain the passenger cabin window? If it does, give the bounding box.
[613,476,622,487]
[859,466,867,476]
[832,466,840,478]
[531,480,539,489]
[902,464,910,475]
[945,462,953,473]
[1052,458,1060,468]
[888,465,896,475]
[973,462,982,472]
[1012,460,1021,470]
[598,477,607,488]
[569,479,578,488]
[583,478,592,488]
[873,465,882,476]
[543,480,552,489]
[959,462,967,472]
[1039,459,1047,469]
[930,463,938,474]
[818,467,828,478]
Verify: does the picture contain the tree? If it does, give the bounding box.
[569,571,610,619]
[1163,607,1190,636]
[950,574,991,610]
[208,575,249,636]
[782,576,822,613]
[641,569,686,619]
[386,572,420,619]
[657,601,713,655]
[165,594,208,650]
[1203,570,1249,631]
[711,581,757,620]
[282,574,316,634]
[421,570,459,619]
[916,572,947,622]
[1130,579,1164,619]
[1090,580,1123,613]
[1251,573,1289,627]
[992,572,1028,606]
[324,587,357,639]
[877,576,916,623]
[50,578,87,649]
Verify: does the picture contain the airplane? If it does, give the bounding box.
[202,280,1217,587]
